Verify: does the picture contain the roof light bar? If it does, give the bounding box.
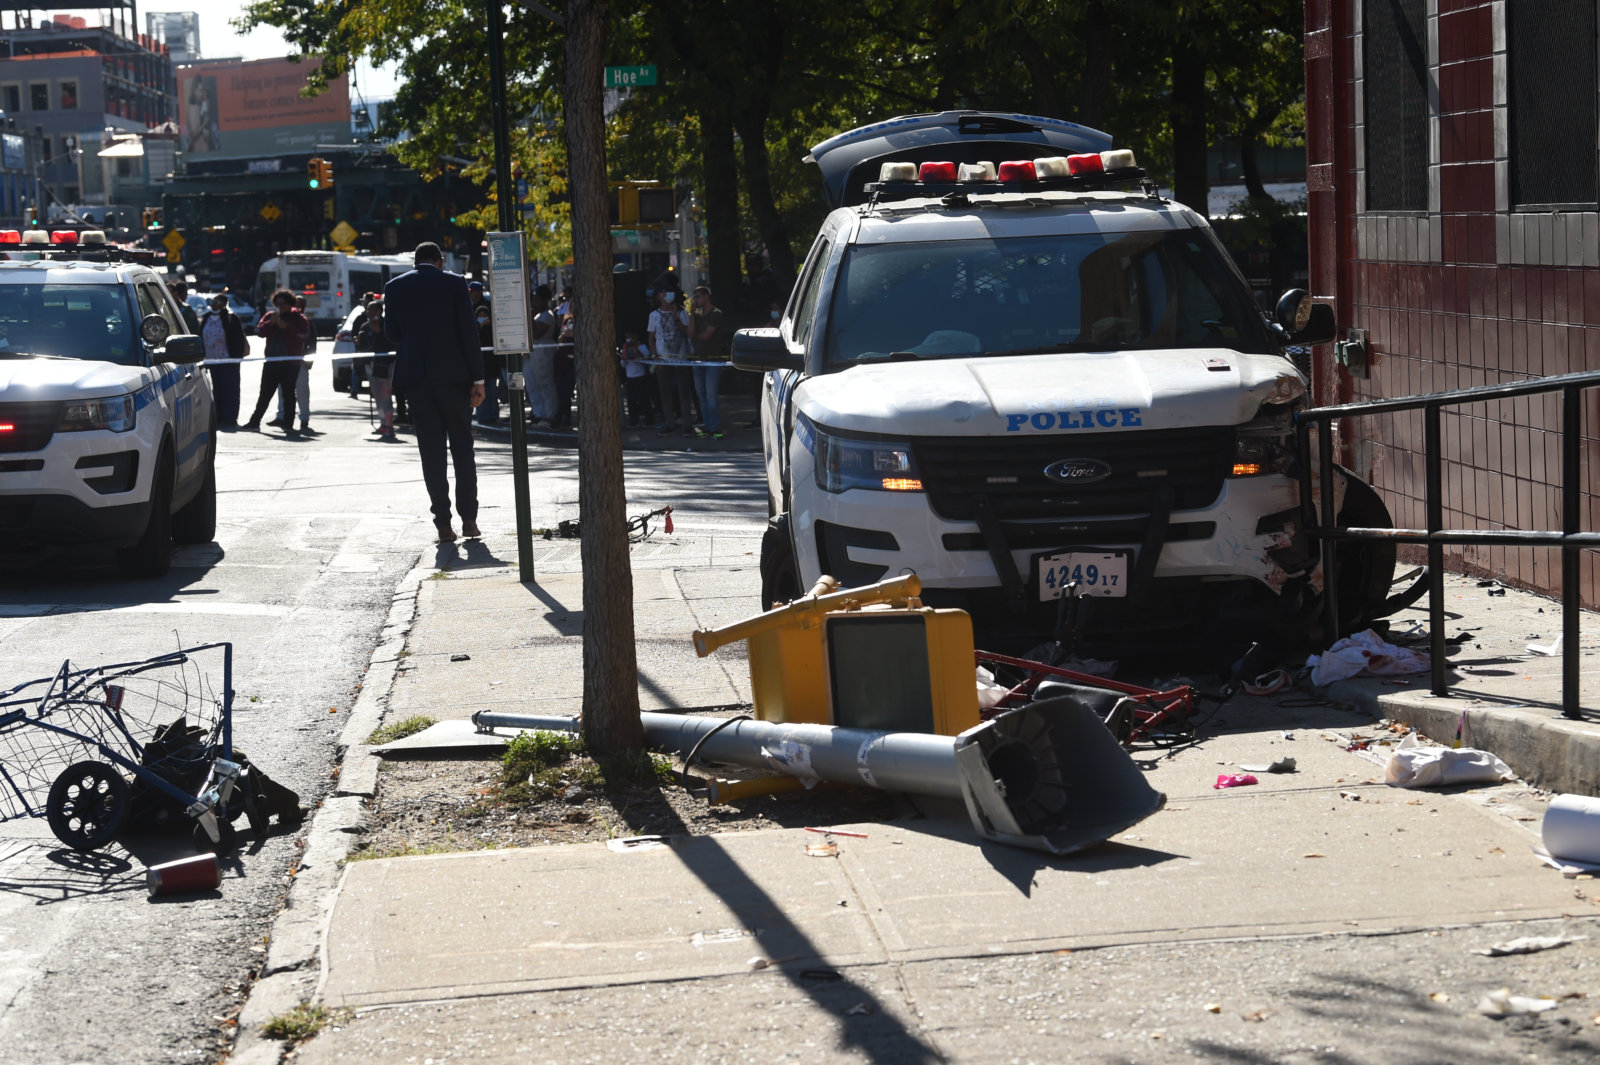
[866,148,1145,199]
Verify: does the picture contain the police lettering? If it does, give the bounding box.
[1004,408,1143,432]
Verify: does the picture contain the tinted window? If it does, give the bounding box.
[823,230,1273,366]
[1363,0,1429,212]
[789,238,831,345]
[288,270,329,292]
[0,283,137,364]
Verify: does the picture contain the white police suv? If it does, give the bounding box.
[0,255,215,577]
[734,112,1394,653]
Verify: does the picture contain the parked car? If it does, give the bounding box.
[0,257,216,577]
[330,305,370,394]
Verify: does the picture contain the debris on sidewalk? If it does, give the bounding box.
[1214,773,1259,789]
[1305,629,1430,686]
[1534,794,1600,873]
[1238,756,1296,774]
[1526,634,1563,657]
[1477,987,1558,1017]
[1473,935,1588,957]
[146,852,222,897]
[1383,734,1512,788]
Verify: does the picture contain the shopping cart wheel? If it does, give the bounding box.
[46,761,130,852]
[192,817,238,854]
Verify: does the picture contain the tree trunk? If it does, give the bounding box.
[733,99,796,296]
[1170,35,1209,216]
[1240,133,1268,202]
[699,100,743,315]
[565,0,643,755]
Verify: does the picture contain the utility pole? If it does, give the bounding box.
[486,0,536,582]
[565,0,643,755]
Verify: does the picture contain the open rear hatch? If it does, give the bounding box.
[807,110,1113,207]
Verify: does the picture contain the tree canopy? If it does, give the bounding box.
[239,0,1304,301]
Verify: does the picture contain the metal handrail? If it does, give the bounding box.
[1295,368,1600,720]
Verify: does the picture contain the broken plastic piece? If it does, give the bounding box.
[1526,634,1563,656]
[1238,757,1296,774]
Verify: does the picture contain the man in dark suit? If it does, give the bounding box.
[383,242,486,542]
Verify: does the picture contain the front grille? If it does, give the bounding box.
[912,426,1235,522]
[0,402,63,454]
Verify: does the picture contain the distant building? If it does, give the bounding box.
[146,12,200,64]
[0,11,176,210]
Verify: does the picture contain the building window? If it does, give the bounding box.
[59,80,77,110]
[1509,0,1597,208]
[41,137,51,162]
[1,85,18,113]
[29,83,48,111]
[1362,0,1429,212]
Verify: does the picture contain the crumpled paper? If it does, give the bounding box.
[1384,733,1511,788]
[1306,629,1430,686]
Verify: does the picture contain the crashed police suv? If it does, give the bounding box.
[0,255,216,577]
[736,112,1393,652]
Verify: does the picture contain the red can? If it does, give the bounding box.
[146,853,221,897]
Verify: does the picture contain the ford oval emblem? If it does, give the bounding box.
[1043,458,1112,485]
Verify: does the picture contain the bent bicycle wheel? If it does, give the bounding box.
[46,761,130,851]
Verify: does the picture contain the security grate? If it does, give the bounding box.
[1363,0,1429,212]
[1509,0,1598,208]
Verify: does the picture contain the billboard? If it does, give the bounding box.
[177,57,350,159]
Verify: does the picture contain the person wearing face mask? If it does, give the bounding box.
[769,300,782,324]
[648,288,694,438]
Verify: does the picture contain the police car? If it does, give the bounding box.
[734,112,1395,651]
[0,246,215,577]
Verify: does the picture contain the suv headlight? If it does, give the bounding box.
[810,418,922,493]
[1230,402,1299,477]
[59,395,136,433]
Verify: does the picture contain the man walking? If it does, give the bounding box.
[244,289,310,434]
[384,242,485,543]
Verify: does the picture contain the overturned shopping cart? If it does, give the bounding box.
[0,643,253,851]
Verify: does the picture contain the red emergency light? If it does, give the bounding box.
[997,160,1037,182]
[0,230,19,244]
[50,230,78,245]
[1066,152,1105,176]
[918,161,958,182]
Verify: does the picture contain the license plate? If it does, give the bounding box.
[1037,551,1129,600]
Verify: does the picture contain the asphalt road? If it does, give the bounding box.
[0,349,770,1064]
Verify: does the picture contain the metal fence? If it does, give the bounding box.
[1295,368,1600,720]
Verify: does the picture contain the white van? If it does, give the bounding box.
[253,251,416,338]
[735,111,1397,655]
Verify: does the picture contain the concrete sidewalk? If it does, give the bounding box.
[228,536,1600,1063]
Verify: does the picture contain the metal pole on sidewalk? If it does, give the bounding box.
[488,0,535,582]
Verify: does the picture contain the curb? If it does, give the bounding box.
[228,554,431,1064]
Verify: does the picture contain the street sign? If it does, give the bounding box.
[162,230,185,253]
[259,203,281,223]
[487,231,531,354]
[329,220,358,247]
[166,249,180,263]
[604,65,657,87]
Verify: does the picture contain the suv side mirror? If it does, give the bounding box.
[1274,289,1336,345]
[731,327,804,372]
[163,334,206,364]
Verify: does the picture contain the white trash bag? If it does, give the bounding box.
[1384,733,1511,789]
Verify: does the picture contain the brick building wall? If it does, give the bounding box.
[1306,0,1600,607]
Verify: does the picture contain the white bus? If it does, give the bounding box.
[253,251,422,337]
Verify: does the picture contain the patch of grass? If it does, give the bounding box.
[426,570,454,580]
[346,840,461,862]
[366,714,437,746]
[596,748,677,789]
[483,732,677,808]
[261,1003,346,1043]
[501,729,583,783]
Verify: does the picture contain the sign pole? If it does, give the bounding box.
[488,0,535,582]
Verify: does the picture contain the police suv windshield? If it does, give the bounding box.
[824,229,1274,366]
[0,283,139,365]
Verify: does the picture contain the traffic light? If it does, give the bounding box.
[307,157,333,190]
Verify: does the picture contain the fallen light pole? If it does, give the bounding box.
[471,701,1165,856]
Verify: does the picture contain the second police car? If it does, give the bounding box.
[734,112,1396,653]
[0,243,216,577]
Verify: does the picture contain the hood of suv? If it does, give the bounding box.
[0,356,148,398]
[797,349,1304,435]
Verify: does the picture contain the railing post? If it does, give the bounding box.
[1425,404,1447,698]
[1319,420,1339,645]
[1562,385,1582,719]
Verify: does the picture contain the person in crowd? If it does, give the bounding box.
[276,293,315,433]
[551,308,576,430]
[473,299,502,426]
[167,278,201,334]
[356,297,398,442]
[526,285,558,426]
[689,285,726,439]
[648,288,695,437]
[620,331,653,428]
[384,241,485,543]
[200,291,247,429]
[244,290,311,435]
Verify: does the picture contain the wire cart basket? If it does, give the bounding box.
[0,643,247,851]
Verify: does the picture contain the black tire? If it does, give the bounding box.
[332,367,351,394]
[1331,467,1398,635]
[47,761,129,851]
[116,446,173,578]
[759,514,802,610]
[172,433,217,544]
